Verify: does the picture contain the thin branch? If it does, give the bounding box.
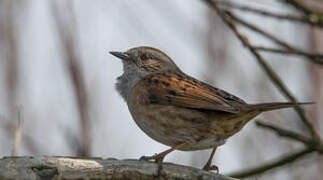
[282,0,313,15]
[63,127,85,156]
[6,1,22,156]
[2,120,40,155]
[227,9,320,140]
[255,120,313,145]
[254,46,323,65]
[203,0,320,141]
[6,1,18,109]
[256,120,323,152]
[227,10,323,67]
[228,148,315,178]
[226,11,295,50]
[203,1,322,176]
[51,2,91,157]
[281,0,323,32]
[216,0,323,27]
[12,107,23,156]
[281,0,323,16]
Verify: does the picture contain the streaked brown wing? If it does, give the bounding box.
[139,71,246,113]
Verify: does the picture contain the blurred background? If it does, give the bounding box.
[0,0,322,179]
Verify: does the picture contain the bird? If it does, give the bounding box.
[110,46,312,173]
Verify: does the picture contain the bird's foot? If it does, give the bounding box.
[140,153,165,176]
[140,153,158,161]
[203,164,219,174]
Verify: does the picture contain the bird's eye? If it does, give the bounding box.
[140,54,148,61]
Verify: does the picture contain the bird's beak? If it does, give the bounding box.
[109,51,130,61]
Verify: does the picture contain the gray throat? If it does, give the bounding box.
[115,70,143,101]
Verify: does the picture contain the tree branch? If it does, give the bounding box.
[256,120,323,152]
[253,46,323,65]
[281,0,323,16]
[203,0,320,142]
[228,148,315,178]
[12,107,23,156]
[216,0,323,28]
[226,11,295,50]
[51,2,91,156]
[202,0,322,177]
[280,0,323,28]
[255,120,313,145]
[226,9,323,67]
[0,157,237,180]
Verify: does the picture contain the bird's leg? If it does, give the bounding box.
[140,142,186,175]
[203,146,219,173]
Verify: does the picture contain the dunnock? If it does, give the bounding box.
[110,46,311,172]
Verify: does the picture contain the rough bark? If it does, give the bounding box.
[0,156,237,180]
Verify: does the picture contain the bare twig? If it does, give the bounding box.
[255,120,312,144]
[226,11,295,50]
[51,2,91,157]
[256,120,323,152]
[228,148,315,178]
[225,10,320,141]
[12,107,23,156]
[227,10,323,67]
[203,0,321,176]
[281,0,323,16]
[6,1,18,109]
[281,0,323,28]
[204,0,319,141]
[282,0,313,15]
[253,46,323,65]
[2,119,40,155]
[63,128,85,156]
[216,0,323,27]
[6,1,22,156]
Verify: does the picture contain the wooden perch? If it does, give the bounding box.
[0,156,237,180]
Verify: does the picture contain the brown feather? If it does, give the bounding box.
[138,70,247,113]
[245,102,314,112]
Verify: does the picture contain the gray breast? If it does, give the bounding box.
[115,70,143,101]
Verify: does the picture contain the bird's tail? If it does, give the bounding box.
[247,102,314,112]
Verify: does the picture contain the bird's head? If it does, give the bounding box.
[110,46,178,75]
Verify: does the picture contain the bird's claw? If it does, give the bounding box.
[139,155,151,161]
[139,153,163,162]
[203,164,219,174]
[139,154,165,176]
